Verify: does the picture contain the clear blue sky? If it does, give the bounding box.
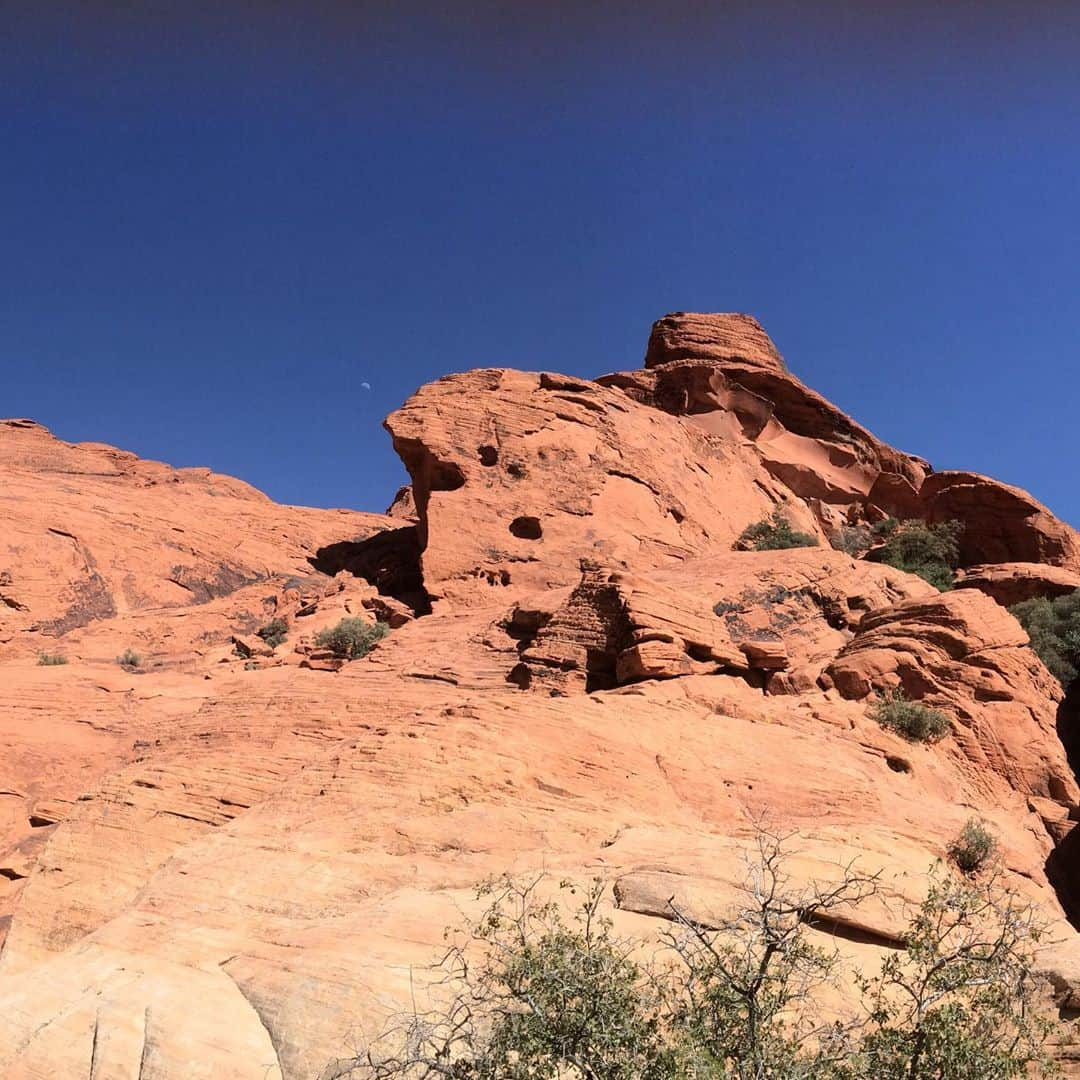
[4,3,1079,522]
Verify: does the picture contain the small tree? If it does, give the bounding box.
[738,510,819,552]
[874,520,963,592]
[332,877,678,1079]
[663,827,879,1079]
[315,618,390,660]
[869,690,951,743]
[257,617,289,650]
[855,866,1055,1080]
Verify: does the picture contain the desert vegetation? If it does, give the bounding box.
[949,818,999,875]
[873,519,963,592]
[738,510,819,551]
[334,830,1053,1079]
[1010,590,1080,688]
[315,617,390,660]
[256,617,289,649]
[116,648,141,668]
[36,651,68,666]
[868,689,951,743]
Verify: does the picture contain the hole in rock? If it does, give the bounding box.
[509,516,543,540]
[478,445,498,467]
[309,526,431,616]
[584,647,618,693]
[430,460,466,492]
[506,662,532,690]
[885,755,912,774]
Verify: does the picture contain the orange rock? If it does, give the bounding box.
[919,472,1080,570]
[385,368,808,606]
[957,562,1080,607]
[827,589,1077,802]
[643,311,788,371]
[2,313,1080,1075]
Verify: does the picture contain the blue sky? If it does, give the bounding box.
[4,3,1080,522]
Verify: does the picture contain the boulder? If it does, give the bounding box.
[956,562,1080,607]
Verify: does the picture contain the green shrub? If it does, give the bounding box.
[869,689,950,743]
[314,617,390,660]
[336,833,1055,1080]
[37,651,68,666]
[116,648,141,668]
[738,509,819,551]
[871,516,900,539]
[1010,590,1080,687]
[875,519,962,591]
[256,617,289,649]
[949,818,998,874]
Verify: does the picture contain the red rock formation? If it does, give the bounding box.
[603,315,1080,577]
[385,367,818,606]
[644,311,787,371]
[957,562,1080,606]
[0,418,394,646]
[1,313,1080,1075]
[826,589,1077,803]
[919,471,1080,570]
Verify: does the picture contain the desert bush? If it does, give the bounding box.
[314,617,389,660]
[871,516,900,539]
[116,648,141,668]
[833,524,872,556]
[949,818,998,875]
[338,876,678,1080]
[1010,590,1080,687]
[855,865,1053,1079]
[738,510,819,551]
[333,830,1055,1080]
[874,519,963,591]
[869,689,951,743]
[37,651,68,666]
[256,617,289,649]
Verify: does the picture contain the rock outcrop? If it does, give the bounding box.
[384,367,816,606]
[957,562,1080,607]
[1,313,1079,1077]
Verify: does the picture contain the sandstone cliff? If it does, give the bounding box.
[1,314,1080,1077]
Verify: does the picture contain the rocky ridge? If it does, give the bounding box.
[1,314,1080,1076]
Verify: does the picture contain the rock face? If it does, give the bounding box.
[384,368,815,607]
[920,472,1080,569]
[1,313,1080,1077]
[957,562,1080,607]
[0,418,394,645]
[643,311,787,371]
[826,589,1076,802]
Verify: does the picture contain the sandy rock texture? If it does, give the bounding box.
[1,313,1080,1076]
